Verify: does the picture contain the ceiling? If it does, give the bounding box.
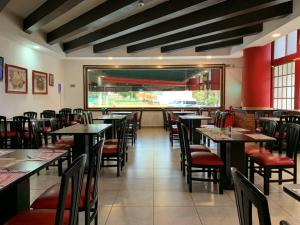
[0,0,295,58]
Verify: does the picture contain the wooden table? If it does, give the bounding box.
[179,115,211,144]
[94,115,126,139]
[51,124,111,160]
[0,149,67,224]
[111,111,132,115]
[283,184,300,202]
[196,128,276,188]
[172,111,196,116]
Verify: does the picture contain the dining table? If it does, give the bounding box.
[283,184,300,202]
[172,111,196,117]
[179,115,211,144]
[196,127,276,188]
[259,117,280,122]
[0,149,67,224]
[94,115,127,139]
[111,111,132,115]
[51,124,111,160]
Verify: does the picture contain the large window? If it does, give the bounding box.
[83,65,225,109]
[273,62,295,109]
[274,31,297,59]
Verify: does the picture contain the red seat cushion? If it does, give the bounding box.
[103,145,118,154]
[275,131,287,139]
[172,127,178,134]
[190,144,210,152]
[55,139,74,146]
[31,182,92,210]
[250,153,295,167]
[4,209,69,225]
[191,152,224,166]
[69,121,78,125]
[0,131,17,138]
[41,127,52,133]
[105,139,118,145]
[245,144,270,156]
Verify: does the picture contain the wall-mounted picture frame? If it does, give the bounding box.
[32,70,48,95]
[0,57,4,81]
[49,73,54,86]
[5,64,28,94]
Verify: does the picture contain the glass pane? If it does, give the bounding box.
[274,36,286,59]
[287,87,292,98]
[278,88,282,98]
[282,87,287,98]
[283,63,287,75]
[274,88,278,98]
[274,66,278,76]
[292,87,295,98]
[282,75,287,86]
[292,100,294,109]
[274,99,278,108]
[278,99,282,109]
[279,65,283,76]
[274,77,278,87]
[278,76,282,86]
[287,99,292,110]
[292,62,295,73]
[292,74,295,86]
[287,75,291,86]
[287,63,292,74]
[282,99,287,109]
[287,31,297,55]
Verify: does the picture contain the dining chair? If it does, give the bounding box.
[12,116,33,148]
[23,111,38,119]
[254,111,269,133]
[41,110,56,118]
[177,122,210,176]
[5,154,87,225]
[137,108,143,129]
[101,120,127,176]
[167,111,179,146]
[31,139,104,225]
[250,123,300,195]
[73,108,84,114]
[231,167,290,225]
[0,116,17,148]
[128,112,138,145]
[180,122,224,193]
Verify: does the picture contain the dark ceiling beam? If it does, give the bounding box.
[93,0,292,53]
[160,24,262,53]
[23,0,84,33]
[195,38,243,52]
[0,0,10,13]
[127,2,292,53]
[62,0,220,52]
[47,0,139,44]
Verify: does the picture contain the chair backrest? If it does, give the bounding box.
[0,116,7,148]
[59,108,72,114]
[73,108,84,114]
[139,108,143,122]
[85,139,104,208]
[262,120,277,150]
[31,122,43,148]
[180,123,192,163]
[273,110,286,117]
[177,122,186,158]
[12,116,31,137]
[231,167,272,225]
[285,123,300,160]
[55,154,87,225]
[280,115,300,124]
[41,110,56,118]
[24,111,37,119]
[87,111,93,124]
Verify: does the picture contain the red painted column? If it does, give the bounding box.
[242,44,272,107]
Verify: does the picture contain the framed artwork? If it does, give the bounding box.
[49,73,54,86]
[32,70,48,94]
[5,64,28,94]
[0,57,3,81]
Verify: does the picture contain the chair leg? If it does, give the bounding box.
[278,169,282,185]
[213,168,217,184]
[219,167,224,194]
[182,155,186,177]
[264,168,270,195]
[188,167,192,192]
[58,159,63,176]
[117,156,120,177]
[293,166,297,184]
[249,159,254,183]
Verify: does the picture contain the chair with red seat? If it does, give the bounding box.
[31,139,104,225]
[167,112,179,146]
[12,116,33,148]
[0,116,17,148]
[128,112,138,145]
[177,122,210,176]
[5,154,86,225]
[180,122,224,193]
[250,123,300,195]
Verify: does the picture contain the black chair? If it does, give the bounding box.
[250,123,300,195]
[5,154,87,225]
[73,108,84,114]
[231,167,290,225]
[23,111,37,119]
[59,108,72,114]
[0,116,18,148]
[167,112,179,146]
[31,139,104,225]
[162,109,168,130]
[181,122,224,193]
[128,112,138,145]
[137,108,143,129]
[41,110,56,118]
[12,116,32,148]
[254,111,269,133]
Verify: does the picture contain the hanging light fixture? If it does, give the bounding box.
[137,0,145,7]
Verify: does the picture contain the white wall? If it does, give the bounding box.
[0,35,64,117]
[62,58,243,126]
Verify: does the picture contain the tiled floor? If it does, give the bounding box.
[30,128,300,225]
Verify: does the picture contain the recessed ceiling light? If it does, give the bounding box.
[108,57,113,60]
[157,65,162,68]
[158,56,163,60]
[33,45,40,49]
[272,33,281,38]
[137,0,145,7]
[206,56,212,59]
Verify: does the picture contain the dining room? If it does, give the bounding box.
[1,1,300,225]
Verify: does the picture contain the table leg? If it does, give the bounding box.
[191,120,202,144]
[217,142,246,189]
[0,178,30,224]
